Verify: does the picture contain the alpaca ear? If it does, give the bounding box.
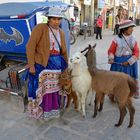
[88,44,92,49]
[93,43,96,49]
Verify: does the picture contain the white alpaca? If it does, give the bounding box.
[70,52,92,117]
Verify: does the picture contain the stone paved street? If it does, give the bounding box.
[0,27,140,140]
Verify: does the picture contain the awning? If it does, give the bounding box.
[0,1,70,19]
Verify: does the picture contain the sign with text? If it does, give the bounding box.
[98,0,105,8]
[84,0,91,5]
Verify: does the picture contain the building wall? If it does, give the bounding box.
[63,0,71,4]
[0,0,45,4]
[137,2,140,19]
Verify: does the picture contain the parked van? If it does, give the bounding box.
[0,1,70,112]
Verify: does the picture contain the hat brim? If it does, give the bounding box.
[47,15,63,18]
[119,23,136,29]
[42,11,64,18]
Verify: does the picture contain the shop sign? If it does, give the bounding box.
[84,0,91,5]
[98,0,105,8]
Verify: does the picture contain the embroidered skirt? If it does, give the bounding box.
[27,54,67,119]
[110,55,138,79]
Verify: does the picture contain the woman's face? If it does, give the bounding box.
[48,17,62,29]
[124,26,134,36]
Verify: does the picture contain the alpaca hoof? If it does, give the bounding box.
[92,114,97,118]
[82,115,85,118]
[78,109,81,112]
[74,106,78,110]
[98,108,103,112]
[114,123,121,127]
[65,108,70,112]
[128,123,133,128]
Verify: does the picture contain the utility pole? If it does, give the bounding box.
[128,0,130,17]
[90,0,94,36]
[112,0,116,31]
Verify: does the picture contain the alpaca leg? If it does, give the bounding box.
[77,93,81,112]
[115,105,127,127]
[126,98,135,128]
[98,94,105,112]
[88,95,93,106]
[66,94,71,109]
[72,91,78,110]
[81,95,86,117]
[108,94,115,103]
[93,93,101,118]
[89,88,94,106]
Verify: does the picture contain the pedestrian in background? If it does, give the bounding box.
[129,16,133,21]
[114,8,124,35]
[108,20,139,99]
[26,7,68,119]
[96,15,103,39]
[114,15,120,35]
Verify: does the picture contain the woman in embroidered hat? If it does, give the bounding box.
[26,7,68,119]
[108,19,139,99]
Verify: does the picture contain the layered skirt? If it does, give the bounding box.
[110,55,138,79]
[27,54,67,119]
[110,55,139,97]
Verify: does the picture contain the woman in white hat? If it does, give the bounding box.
[108,20,139,99]
[26,7,68,119]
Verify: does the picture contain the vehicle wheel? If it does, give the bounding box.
[70,33,76,45]
[22,80,28,106]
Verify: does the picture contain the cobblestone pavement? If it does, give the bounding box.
[0,27,140,140]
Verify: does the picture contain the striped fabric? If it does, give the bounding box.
[119,20,136,29]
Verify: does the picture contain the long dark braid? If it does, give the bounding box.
[118,29,123,38]
[118,27,129,38]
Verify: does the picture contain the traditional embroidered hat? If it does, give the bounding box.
[119,20,136,29]
[44,7,64,18]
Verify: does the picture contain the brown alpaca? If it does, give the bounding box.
[81,44,136,128]
[59,70,78,110]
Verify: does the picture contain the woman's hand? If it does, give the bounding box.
[29,66,35,75]
[122,61,129,66]
[108,59,114,64]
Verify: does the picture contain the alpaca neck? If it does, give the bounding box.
[88,67,97,76]
[88,64,96,70]
[87,57,97,75]
[72,63,84,76]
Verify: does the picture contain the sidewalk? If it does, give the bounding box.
[0,28,140,140]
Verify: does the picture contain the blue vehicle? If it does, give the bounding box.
[0,1,71,112]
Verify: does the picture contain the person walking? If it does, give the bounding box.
[108,20,139,99]
[114,15,120,35]
[26,7,68,119]
[96,15,103,39]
